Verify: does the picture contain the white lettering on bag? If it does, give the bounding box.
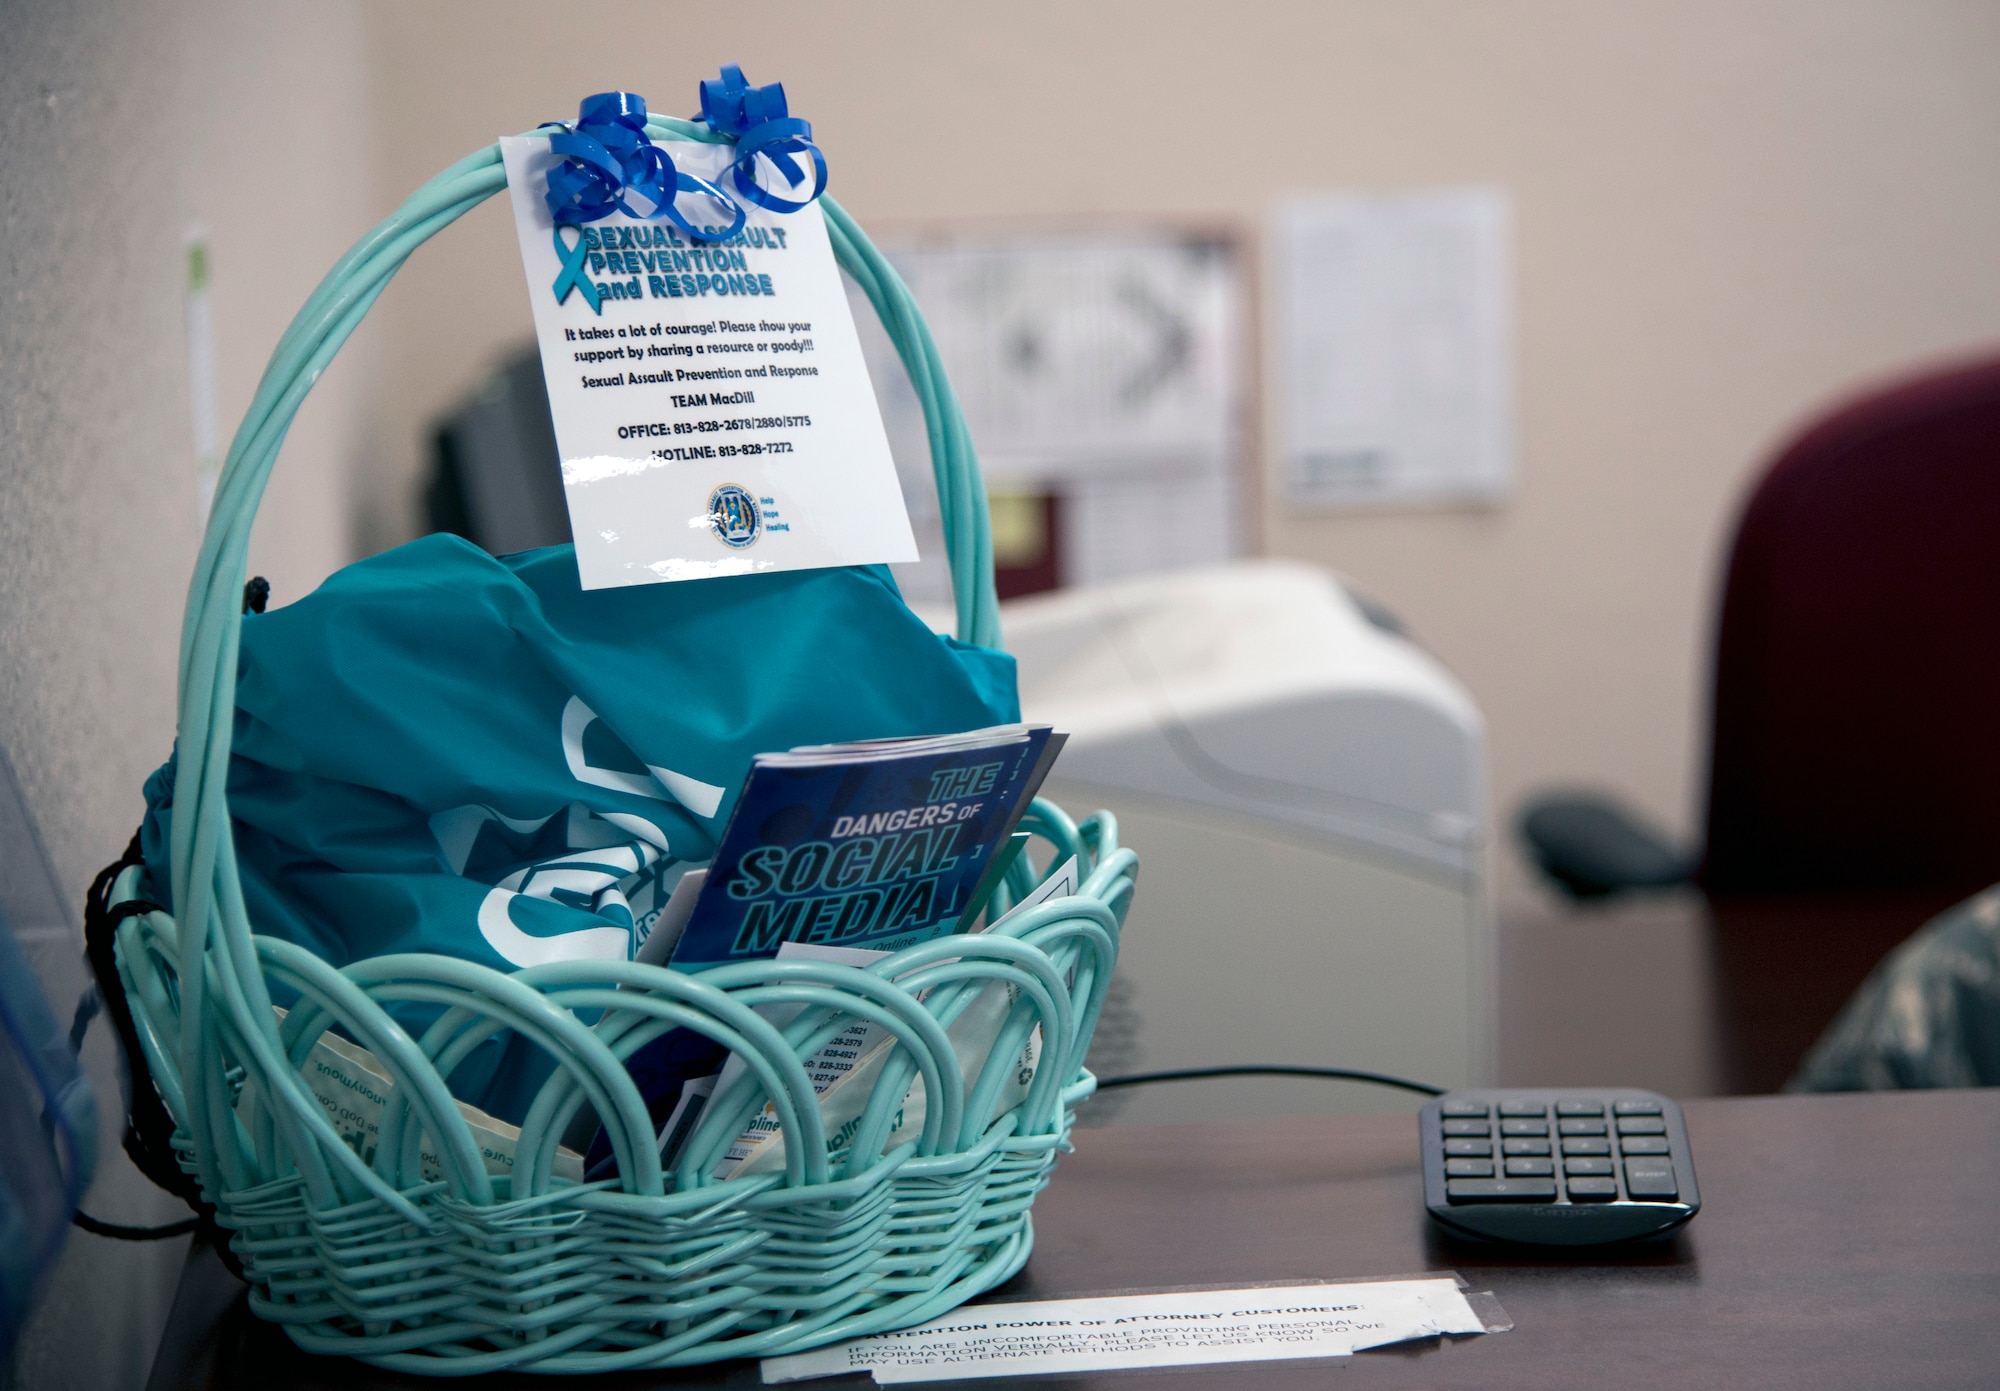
[429,804,558,876]
[560,696,725,818]
[476,886,630,968]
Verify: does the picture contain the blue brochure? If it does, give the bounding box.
[671,725,1055,968]
[588,723,1057,1177]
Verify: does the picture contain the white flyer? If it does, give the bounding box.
[761,1278,1493,1383]
[499,133,917,589]
[1275,186,1513,508]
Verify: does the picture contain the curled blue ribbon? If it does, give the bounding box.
[696,65,829,214]
[541,91,744,243]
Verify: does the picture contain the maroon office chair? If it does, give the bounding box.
[1702,351,2000,896]
[1522,348,2000,1088]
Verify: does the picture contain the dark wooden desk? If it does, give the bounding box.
[150,1089,2000,1390]
[1498,888,1954,1098]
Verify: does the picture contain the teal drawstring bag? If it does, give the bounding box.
[100,76,1135,1375]
[138,541,1017,1122]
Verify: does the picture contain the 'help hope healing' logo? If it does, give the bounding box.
[706,484,762,547]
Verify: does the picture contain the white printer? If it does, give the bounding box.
[994,560,1493,1125]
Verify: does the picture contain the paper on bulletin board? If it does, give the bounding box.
[862,235,1242,475]
[499,134,916,589]
[1275,186,1513,508]
[848,230,1246,599]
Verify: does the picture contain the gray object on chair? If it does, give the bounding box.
[1791,884,2000,1091]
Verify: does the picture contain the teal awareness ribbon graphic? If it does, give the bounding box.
[551,224,602,314]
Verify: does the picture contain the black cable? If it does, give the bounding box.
[82,834,241,1275]
[73,1210,201,1241]
[1093,1065,1445,1098]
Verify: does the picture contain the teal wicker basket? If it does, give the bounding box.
[107,111,1135,1375]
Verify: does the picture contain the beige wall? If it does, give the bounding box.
[0,3,371,1386]
[193,4,377,606]
[353,0,2000,910]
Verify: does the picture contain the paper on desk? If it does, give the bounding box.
[760,1278,1491,1383]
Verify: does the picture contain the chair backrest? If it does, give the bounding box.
[1703,351,2000,895]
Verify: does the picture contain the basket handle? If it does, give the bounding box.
[165,119,999,1205]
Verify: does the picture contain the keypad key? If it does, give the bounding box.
[1558,1118,1607,1136]
[1614,1099,1664,1115]
[1505,1157,1554,1177]
[1503,1138,1551,1156]
[1443,1119,1491,1137]
[1620,1136,1671,1156]
[1625,1159,1678,1200]
[1444,1138,1493,1157]
[1445,1158,1494,1177]
[1566,1176,1619,1201]
[1562,1137,1611,1155]
[1556,1100,1604,1116]
[1498,1102,1547,1117]
[1441,1101,1490,1118]
[1446,1177,1557,1204]
[1617,1116,1668,1136]
[1500,1119,1549,1136]
[1564,1156,1614,1176]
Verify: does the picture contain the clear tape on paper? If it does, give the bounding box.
[760,1273,1511,1384]
[1463,1289,1515,1334]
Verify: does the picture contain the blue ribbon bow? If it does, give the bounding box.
[696,64,829,214]
[541,91,744,243]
